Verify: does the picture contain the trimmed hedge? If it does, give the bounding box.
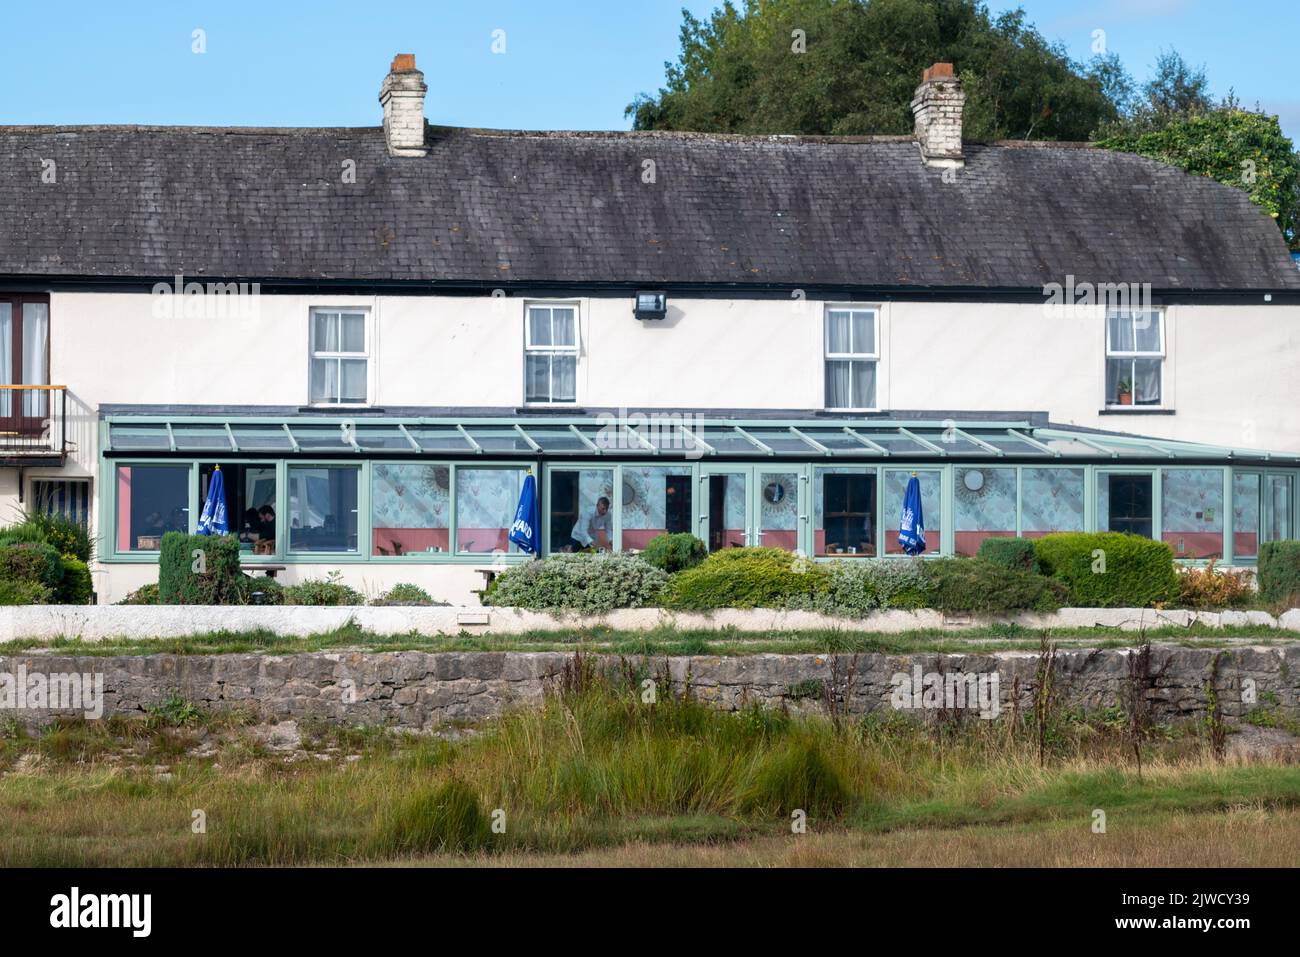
[976,537,1038,572]
[1033,532,1178,608]
[158,532,245,605]
[56,557,94,605]
[640,533,707,574]
[1258,541,1300,605]
[486,553,667,613]
[666,547,830,610]
[922,558,1068,614]
[0,541,64,594]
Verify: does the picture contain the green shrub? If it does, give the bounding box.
[374,779,490,855]
[0,522,51,549]
[116,582,160,605]
[1034,532,1178,608]
[241,577,285,605]
[485,553,667,613]
[56,557,93,605]
[283,572,365,606]
[0,579,53,605]
[0,541,64,593]
[787,558,932,616]
[922,558,1068,614]
[373,583,444,606]
[158,532,245,605]
[640,533,707,574]
[976,537,1039,572]
[666,547,829,610]
[1258,541,1300,606]
[19,512,92,562]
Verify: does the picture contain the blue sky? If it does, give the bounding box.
[0,1,1294,142]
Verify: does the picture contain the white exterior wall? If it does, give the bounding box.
[47,291,1300,449]
[13,289,1300,603]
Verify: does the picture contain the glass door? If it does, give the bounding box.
[1265,474,1293,543]
[699,467,752,551]
[698,466,806,554]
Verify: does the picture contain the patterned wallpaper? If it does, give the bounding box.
[1021,468,1085,532]
[373,464,449,529]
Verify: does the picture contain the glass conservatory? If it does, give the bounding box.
[98,414,1300,566]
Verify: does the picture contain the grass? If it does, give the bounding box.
[0,620,1292,659]
[0,670,1297,867]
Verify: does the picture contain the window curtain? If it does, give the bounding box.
[22,302,48,418]
[825,359,852,407]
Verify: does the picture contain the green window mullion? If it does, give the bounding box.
[448,463,460,555]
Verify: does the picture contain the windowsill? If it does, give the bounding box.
[516,405,583,413]
[300,405,377,412]
[1099,407,1175,415]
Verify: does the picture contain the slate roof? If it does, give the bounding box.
[2,125,1297,290]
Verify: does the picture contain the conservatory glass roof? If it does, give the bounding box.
[100,415,1300,464]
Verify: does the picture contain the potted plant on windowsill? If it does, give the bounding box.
[1116,378,1133,406]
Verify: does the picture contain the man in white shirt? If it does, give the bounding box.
[569,496,612,551]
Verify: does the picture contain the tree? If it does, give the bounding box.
[626,0,1118,141]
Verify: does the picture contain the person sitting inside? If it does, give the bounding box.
[238,508,262,546]
[568,496,612,552]
[254,505,276,555]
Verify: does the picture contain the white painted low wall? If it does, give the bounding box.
[0,604,1297,643]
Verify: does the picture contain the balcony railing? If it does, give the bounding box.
[0,385,69,457]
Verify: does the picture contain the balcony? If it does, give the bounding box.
[0,385,70,463]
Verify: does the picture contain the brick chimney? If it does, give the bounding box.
[911,63,964,169]
[379,54,428,157]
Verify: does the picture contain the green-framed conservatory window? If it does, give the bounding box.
[814,467,877,557]
[1162,468,1224,560]
[883,469,940,555]
[455,467,529,554]
[114,464,190,552]
[371,463,451,557]
[954,467,1017,557]
[287,465,360,553]
[1021,467,1085,538]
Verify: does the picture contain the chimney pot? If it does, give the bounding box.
[379,54,428,157]
[911,63,964,169]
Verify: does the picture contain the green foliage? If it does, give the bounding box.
[16,511,93,563]
[1034,532,1178,608]
[1097,108,1299,248]
[116,583,160,605]
[627,0,1118,141]
[0,579,53,605]
[921,558,1067,614]
[374,779,491,854]
[666,547,829,610]
[0,542,64,606]
[485,554,668,613]
[640,533,707,574]
[0,522,51,548]
[282,572,365,607]
[373,583,442,606]
[146,692,203,728]
[244,578,285,606]
[786,558,931,616]
[976,537,1039,572]
[158,532,245,605]
[55,557,93,605]
[1258,541,1300,606]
